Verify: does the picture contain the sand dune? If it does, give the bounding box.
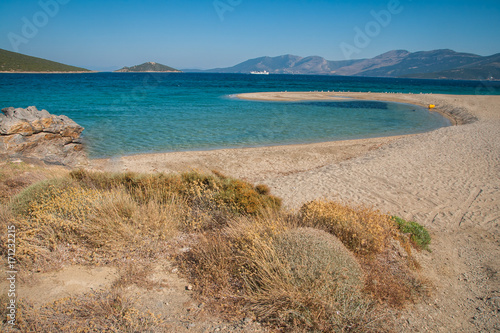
[92,92,500,332]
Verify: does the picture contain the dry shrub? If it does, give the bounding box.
[272,228,364,291]
[179,201,428,331]
[299,200,428,308]
[132,198,184,240]
[300,200,395,255]
[177,213,288,302]
[10,175,182,271]
[178,218,385,332]
[244,228,376,332]
[70,170,184,205]
[178,232,237,297]
[70,170,281,231]
[11,179,105,266]
[10,169,282,272]
[362,249,428,308]
[15,290,167,332]
[0,292,10,329]
[0,161,68,203]
[255,184,271,195]
[181,171,282,216]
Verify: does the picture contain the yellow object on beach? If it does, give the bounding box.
[428,104,436,109]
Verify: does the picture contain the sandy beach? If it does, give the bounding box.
[91,92,500,332]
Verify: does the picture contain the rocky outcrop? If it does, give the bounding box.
[0,106,87,167]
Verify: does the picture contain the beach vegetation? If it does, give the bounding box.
[1,164,431,332]
[299,200,395,255]
[392,216,432,252]
[13,290,165,332]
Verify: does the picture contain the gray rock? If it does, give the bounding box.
[0,106,87,167]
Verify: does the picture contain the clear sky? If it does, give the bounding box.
[1,0,499,71]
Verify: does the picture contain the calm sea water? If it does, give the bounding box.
[1,73,498,158]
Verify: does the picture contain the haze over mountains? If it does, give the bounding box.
[196,49,500,80]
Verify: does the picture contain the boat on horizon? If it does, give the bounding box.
[250,70,269,75]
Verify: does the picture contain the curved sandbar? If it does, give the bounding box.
[92,91,500,333]
[237,91,481,125]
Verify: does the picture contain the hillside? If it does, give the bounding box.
[0,48,90,72]
[195,49,500,80]
[204,54,362,75]
[404,53,500,80]
[356,49,484,78]
[115,62,181,72]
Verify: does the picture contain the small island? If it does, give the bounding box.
[115,62,182,73]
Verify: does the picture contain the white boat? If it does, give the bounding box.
[250,70,269,75]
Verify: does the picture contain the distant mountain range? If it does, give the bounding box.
[0,48,90,72]
[193,49,499,80]
[1,48,498,80]
[115,62,181,72]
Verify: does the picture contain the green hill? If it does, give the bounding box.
[402,53,500,80]
[115,62,181,72]
[0,48,91,72]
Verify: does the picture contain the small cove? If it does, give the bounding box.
[0,72,481,158]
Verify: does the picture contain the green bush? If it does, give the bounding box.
[392,216,431,251]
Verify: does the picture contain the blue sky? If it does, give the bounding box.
[1,0,499,71]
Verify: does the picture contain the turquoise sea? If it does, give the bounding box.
[1,73,499,158]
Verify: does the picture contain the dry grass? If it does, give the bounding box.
[0,161,68,204]
[8,177,179,271]
[13,290,168,332]
[299,200,396,255]
[362,250,428,308]
[1,164,431,332]
[7,169,281,272]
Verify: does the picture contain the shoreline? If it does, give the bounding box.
[90,135,407,182]
[90,91,480,177]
